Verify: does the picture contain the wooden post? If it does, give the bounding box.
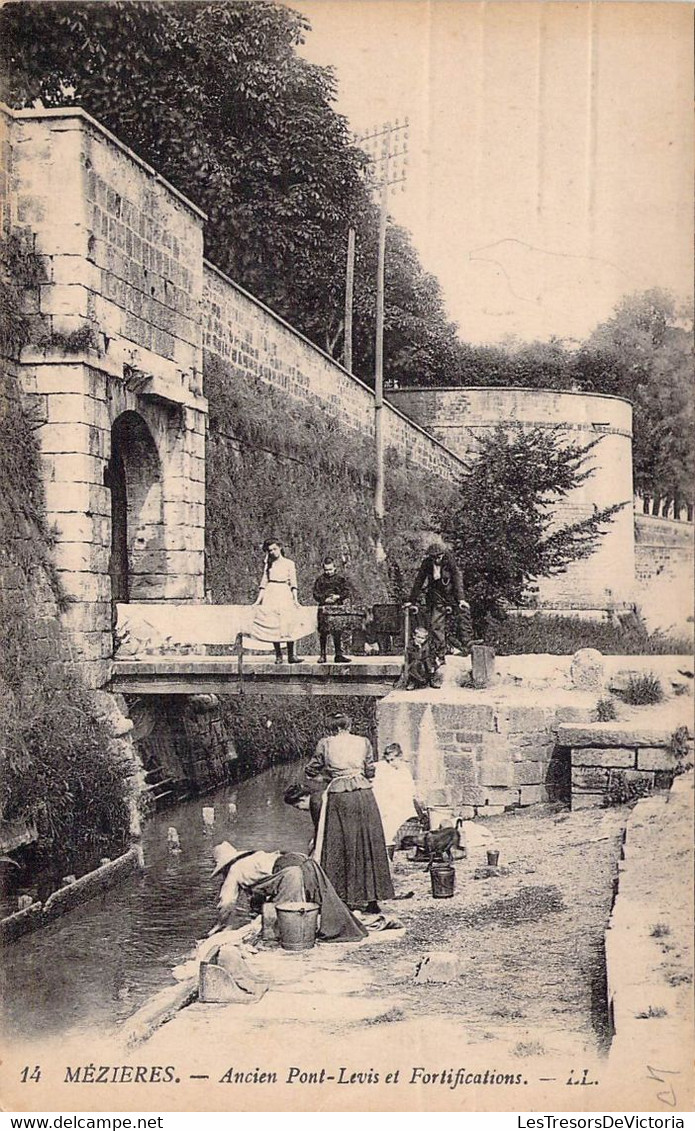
[374,180,388,556]
[344,227,355,373]
[235,631,244,694]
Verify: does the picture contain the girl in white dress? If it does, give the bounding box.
[372,742,420,852]
[251,539,303,663]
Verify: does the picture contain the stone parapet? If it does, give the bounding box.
[562,711,694,809]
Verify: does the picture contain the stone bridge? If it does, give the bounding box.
[2,101,677,702]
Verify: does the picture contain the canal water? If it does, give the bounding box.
[1,762,312,1043]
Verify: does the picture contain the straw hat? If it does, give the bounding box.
[211,841,245,877]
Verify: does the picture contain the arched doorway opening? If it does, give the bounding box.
[107,411,164,607]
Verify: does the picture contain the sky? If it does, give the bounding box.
[291,1,693,346]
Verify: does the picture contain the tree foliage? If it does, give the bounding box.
[0,0,462,386]
[574,290,694,509]
[439,426,624,634]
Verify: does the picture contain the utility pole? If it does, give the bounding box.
[358,119,408,556]
[344,227,355,373]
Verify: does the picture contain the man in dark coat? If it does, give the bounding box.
[407,542,472,668]
[312,557,352,664]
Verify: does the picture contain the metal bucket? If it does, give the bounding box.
[430,861,455,899]
[427,805,456,830]
[275,901,320,952]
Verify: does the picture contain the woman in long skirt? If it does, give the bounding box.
[305,713,395,913]
[251,538,303,663]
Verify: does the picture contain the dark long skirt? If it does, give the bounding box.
[321,788,395,908]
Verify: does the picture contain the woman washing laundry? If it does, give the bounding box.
[251,539,303,664]
[306,714,395,913]
[210,841,366,942]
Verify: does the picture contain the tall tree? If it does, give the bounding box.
[571,289,694,508]
[439,426,624,634]
[0,0,463,388]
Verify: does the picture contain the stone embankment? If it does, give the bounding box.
[606,771,694,1096]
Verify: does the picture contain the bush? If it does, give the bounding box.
[604,770,654,807]
[596,697,618,722]
[440,426,625,634]
[219,695,378,780]
[618,673,665,706]
[1,236,132,881]
[483,614,691,656]
[204,352,453,610]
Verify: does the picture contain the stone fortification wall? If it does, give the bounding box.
[3,106,208,686]
[389,386,635,613]
[202,264,463,481]
[633,514,694,636]
[634,514,693,584]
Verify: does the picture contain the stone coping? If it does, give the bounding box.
[558,708,693,749]
[1,103,207,220]
[389,384,634,409]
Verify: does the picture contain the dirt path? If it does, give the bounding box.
[139,800,627,1064]
[334,802,625,1052]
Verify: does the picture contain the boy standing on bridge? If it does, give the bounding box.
[312,557,353,664]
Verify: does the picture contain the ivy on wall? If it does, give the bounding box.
[203,352,455,609]
[0,233,131,883]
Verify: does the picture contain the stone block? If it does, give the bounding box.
[165,550,206,577]
[53,512,110,546]
[35,365,105,398]
[433,704,496,732]
[46,393,101,427]
[38,421,94,454]
[44,480,110,517]
[45,452,104,484]
[163,575,203,601]
[38,222,91,258]
[518,785,549,806]
[515,729,553,747]
[636,747,678,772]
[63,630,111,662]
[552,705,596,725]
[570,648,605,689]
[572,765,609,791]
[479,787,519,809]
[478,760,514,788]
[51,255,101,290]
[513,761,545,786]
[572,747,636,769]
[53,541,109,574]
[56,569,112,603]
[557,724,672,749]
[509,741,555,765]
[618,768,656,790]
[571,792,605,811]
[40,282,93,319]
[455,731,484,745]
[496,705,548,734]
[61,601,111,636]
[475,803,506,818]
[479,733,509,760]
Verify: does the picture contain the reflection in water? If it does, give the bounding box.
[1,762,312,1042]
